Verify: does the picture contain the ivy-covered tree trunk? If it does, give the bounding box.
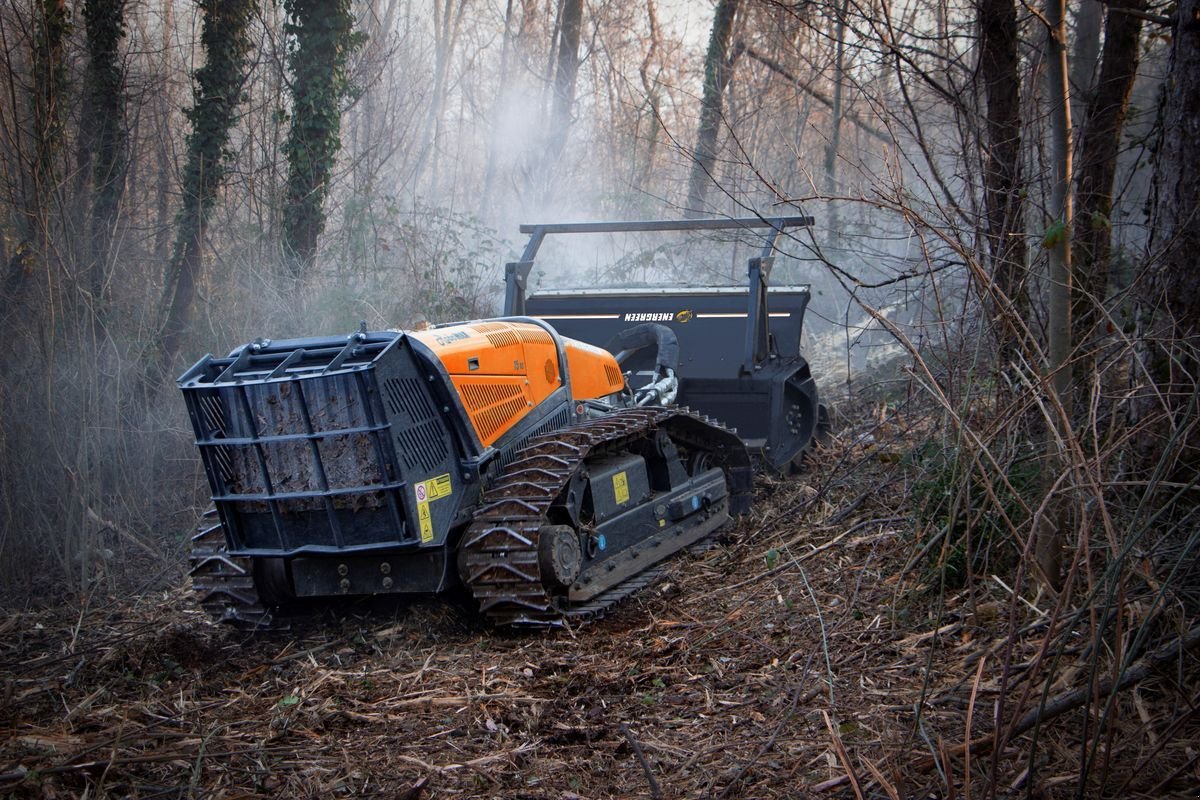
[28,0,70,257]
[281,0,358,280]
[684,0,739,217]
[158,0,255,372]
[82,0,129,304]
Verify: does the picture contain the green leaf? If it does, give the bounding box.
[277,694,301,708]
[765,548,780,569]
[1041,220,1068,249]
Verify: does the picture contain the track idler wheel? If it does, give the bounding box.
[538,525,583,591]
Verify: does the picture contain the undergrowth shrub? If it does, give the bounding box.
[908,440,1038,589]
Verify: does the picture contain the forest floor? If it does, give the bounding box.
[2,414,1198,799]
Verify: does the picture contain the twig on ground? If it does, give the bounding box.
[619,723,662,800]
[822,710,864,800]
[716,665,809,800]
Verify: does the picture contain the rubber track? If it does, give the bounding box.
[188,510,280,630]
[459,407,746,627]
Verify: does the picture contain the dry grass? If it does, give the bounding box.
[2,421,1197,799]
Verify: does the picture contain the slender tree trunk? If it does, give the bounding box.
[411,0,467,196]
[478,0,515,218]
[153,0,175,264]
[1040,0,1074,591]
[1045,0,1073,400]
[158,0,255,373]
[534,0,581,206]
[824,0,849,233]
[547,0,581,160]
[977,0,1028,365]
[281,0,358,279]
[633,0,662,196]
[1071,0,1144,361]
[685,0,739,217]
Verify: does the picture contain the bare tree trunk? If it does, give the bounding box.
[977,0,1028,365]
[540,0,581,204]
[411,0,468,197]
[478,0,515,218]
[824,0,849,235]
[1071,0,1103,100]
[684,0,739,217]
[1071,0,1144,363]
[633,0,662,196]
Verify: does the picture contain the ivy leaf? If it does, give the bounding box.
[1041,220,1068,249]
[765,548,780,569]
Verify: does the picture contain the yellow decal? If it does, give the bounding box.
[418,501,433,543]
[414,473,453,504]
[413,473,452,544]
[613,471,630,505]
[431,473,453,499]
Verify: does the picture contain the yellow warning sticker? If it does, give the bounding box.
[415,473,453,504]
[414,473,451,544]
[418,502,433,543]
[430,473,453,499]
[613,471,630,505]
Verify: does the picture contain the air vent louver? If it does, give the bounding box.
[384,377,435,422]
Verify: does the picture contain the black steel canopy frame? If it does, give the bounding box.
[503,216,815,374]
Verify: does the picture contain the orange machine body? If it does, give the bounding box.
[409,321,624,447]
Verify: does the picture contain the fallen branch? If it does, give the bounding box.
[1007,624,1200,738]
[908,624,1200,775]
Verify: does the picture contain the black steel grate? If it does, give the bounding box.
[396,419,449,473]
[384,377,435,422]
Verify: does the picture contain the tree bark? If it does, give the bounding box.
[1071,0,1103,100]
[1154,0,1200,343]
[824,0,849,197]
[1071,0,1144,360]
[1146,0,1200,468]
[685,0,739,217]
[977,0,1028,365]
[548,0,581,159]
